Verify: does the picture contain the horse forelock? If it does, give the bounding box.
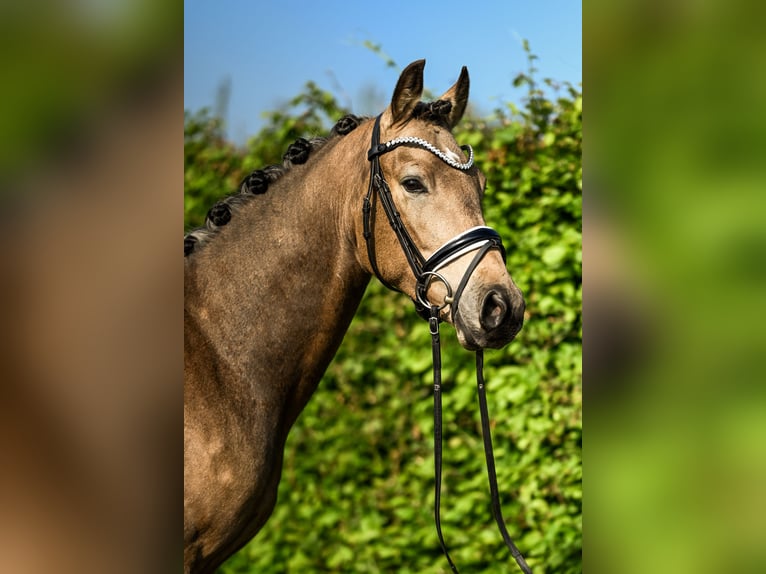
[411,99,453,127]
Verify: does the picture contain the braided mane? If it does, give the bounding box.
[184,114,364,257]
[184,101,454,257]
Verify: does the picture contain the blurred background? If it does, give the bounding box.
[4,0,764,573]
[585,0,766,572]
[0,1,180,573]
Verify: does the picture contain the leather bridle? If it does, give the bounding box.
[364,115,505,322]
[363,114,533,573]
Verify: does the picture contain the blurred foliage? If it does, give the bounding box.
[585,2,766,573]
[185,46,581,573]
[0,0,180,183]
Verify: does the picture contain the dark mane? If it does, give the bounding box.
[184,113,365,257]
[183,103,454,257]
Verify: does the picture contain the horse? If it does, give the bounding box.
[184,60,526,574]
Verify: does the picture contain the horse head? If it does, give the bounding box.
[358,60,525,350]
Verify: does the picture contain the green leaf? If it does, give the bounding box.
[542,244,568,267]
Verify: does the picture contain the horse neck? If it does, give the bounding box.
[185,128,372,423]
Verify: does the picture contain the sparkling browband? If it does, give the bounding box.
[369,136,474,171]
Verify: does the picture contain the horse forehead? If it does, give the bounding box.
[428,124,461,150]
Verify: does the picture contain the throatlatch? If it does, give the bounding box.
[363,114,532,573]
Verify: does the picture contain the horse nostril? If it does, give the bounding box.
[480,291,508,332]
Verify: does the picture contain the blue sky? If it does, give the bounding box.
[184,0,581,143]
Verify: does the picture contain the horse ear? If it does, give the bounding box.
[390,59,425,125]
[438,66,470,128]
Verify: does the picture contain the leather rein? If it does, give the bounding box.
[363,114,532,574]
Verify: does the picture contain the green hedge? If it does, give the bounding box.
[185,56,581,573]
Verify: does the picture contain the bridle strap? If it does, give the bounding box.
[448,238,501,325]
[430,306,459,573]
[430,313,533,574]
[364,113,532,573]
[364,115,425,291]
[423,226,505,275]
[364,115,504,320]
[477,350,533,574]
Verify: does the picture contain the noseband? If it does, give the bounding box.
[363,114,532,573]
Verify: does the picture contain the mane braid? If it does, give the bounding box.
[184,114,366,257]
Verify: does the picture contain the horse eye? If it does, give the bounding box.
[401,177,426,194]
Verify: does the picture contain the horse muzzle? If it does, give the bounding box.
[456,283,525,350]
[412,226,525,350]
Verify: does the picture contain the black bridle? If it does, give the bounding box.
[364,116,505,322]
[363,114,532,574]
